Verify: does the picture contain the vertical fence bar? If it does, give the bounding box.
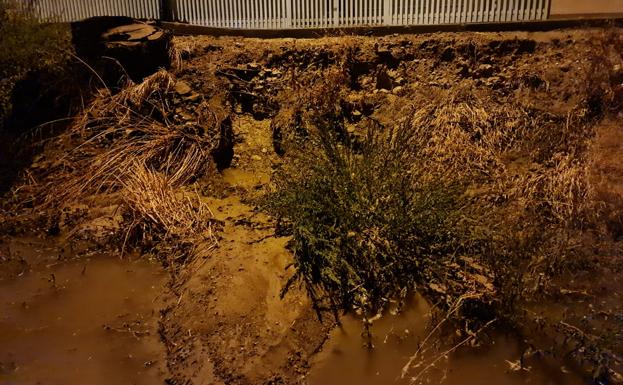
[395,0,399,25]
[315,0,319,27]
[314,0,317,27]
[435,0,440,24]
[285,0,291,27]
[268,0,272,28]
[250,0,256,29]
[530,0,536,20]
[208,0,215,27]
[219,0,225,27]
[234,0,239,28]
[479,0,484,22]
[324,0,328,28]
[469,0,474,22]
[458,0,463,23]
[212,0,220,28]
[192,0,197,24]
[438,0,442,23]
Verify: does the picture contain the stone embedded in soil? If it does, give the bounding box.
[392,86,405,95]
[175,81,193,96]
[475,64,495,78]
[184,93,202,103]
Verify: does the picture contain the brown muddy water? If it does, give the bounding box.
[309,295,585,385]
[0,238,167,385]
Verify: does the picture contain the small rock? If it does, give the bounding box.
[184,93,201,102]
[178,111,194,121]
[251,155,262,161]
[392,86,404,95]
[560,63,571,73]
[476,64,495,78]
[174,81,192,96]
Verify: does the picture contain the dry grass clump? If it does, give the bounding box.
[270,69,350,155]
[42,70,227,206]
[169,37,200,70]
[3,69,229,266]
[120,163,217,265]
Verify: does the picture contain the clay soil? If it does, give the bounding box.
[1,27,623,385]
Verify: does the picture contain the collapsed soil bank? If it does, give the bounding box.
[1,26,622,385]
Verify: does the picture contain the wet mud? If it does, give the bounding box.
[310,296,584,385]
[0,238,167,385]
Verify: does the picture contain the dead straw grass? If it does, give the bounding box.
[43,70,221,207]
[120,163,217,260]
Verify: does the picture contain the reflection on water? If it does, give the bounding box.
[309,295,585,385]
[0,249,167,385]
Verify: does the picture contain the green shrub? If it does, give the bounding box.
[266,115,466,319]
[0,1,70,130]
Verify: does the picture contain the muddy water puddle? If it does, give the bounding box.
[309,295,585,385]
[0,239,167,385]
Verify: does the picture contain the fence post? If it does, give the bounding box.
[383,0,391,25]
[161,0,175,21]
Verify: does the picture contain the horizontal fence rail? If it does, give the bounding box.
[11,0,550,28]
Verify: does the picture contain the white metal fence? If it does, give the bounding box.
[13,0,550,28]
[13,0,160,22]
[175,0,550,28]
